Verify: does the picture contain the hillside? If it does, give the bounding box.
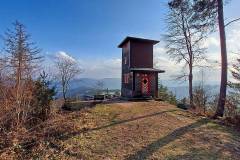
[54,78,121,98]
[26,101,240,160]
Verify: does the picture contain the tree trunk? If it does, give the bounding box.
[62,81,67,102]
[189,66,194,108]
[214,0,228,118]
[63,89,66,102]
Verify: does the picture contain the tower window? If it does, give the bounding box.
[124,73,129,84]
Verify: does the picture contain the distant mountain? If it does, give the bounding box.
[160,80,220,88]
[101,78,121,89]
[160,80,220,99]
[168,85,219,100]
[54,78,121,98]
[54,77,220,99]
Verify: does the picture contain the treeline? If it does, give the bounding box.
[0,21,82,159]
[164,0,240,118]
[0,22,55,130]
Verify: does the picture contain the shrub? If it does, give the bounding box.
[193,85,211,113]
[158,84,177,105]
[30,72,56,122]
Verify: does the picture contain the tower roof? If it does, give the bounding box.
[118,36,159,48]
[130,68,165,73]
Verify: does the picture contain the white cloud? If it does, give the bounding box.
[152,23,240,83]
[44,23,240,82]
[226,23,240,52]
[55,51,77,62]
[43,51,121,79]
[154,46,166,55]
[203,36,219,48]
[103,58,122,69]
[79,58,121,79]
[154,45,188,80]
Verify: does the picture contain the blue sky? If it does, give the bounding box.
[0,0,167,57]
[0,0,239,81]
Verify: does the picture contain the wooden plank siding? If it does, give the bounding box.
[119,37,164,99]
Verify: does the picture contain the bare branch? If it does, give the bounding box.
[54,55,83,101]
[225,17,240,27]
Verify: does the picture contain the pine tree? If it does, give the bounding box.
[193,0,227,117]
[228,57,240,105]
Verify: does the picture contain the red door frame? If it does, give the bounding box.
[141,74,150,95]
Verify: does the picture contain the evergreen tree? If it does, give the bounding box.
[31,71,55,121]
[193,0,227,117]
[158,84,177,105]
[228,57,240,106]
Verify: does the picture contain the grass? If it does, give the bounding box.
[4,100,240,160]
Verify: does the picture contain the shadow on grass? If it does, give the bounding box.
[58,109,178,140]
[164,147,220,160]
[124,118,209,160]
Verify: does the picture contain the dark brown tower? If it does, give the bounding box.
[118,37,165,99]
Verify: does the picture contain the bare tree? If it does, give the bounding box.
[55,54,82,101]
[0,57,7,79]
[165,0,209,108]
[193,84,211,114]
[2,21,42,125]
[0,57,9,112]
[193,68,211,113]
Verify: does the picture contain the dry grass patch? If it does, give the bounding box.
[56,101,240,160]
[2,100,240,160]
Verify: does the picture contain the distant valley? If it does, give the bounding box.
[54,78,220,100]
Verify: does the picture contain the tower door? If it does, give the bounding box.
[141,74,150,95]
